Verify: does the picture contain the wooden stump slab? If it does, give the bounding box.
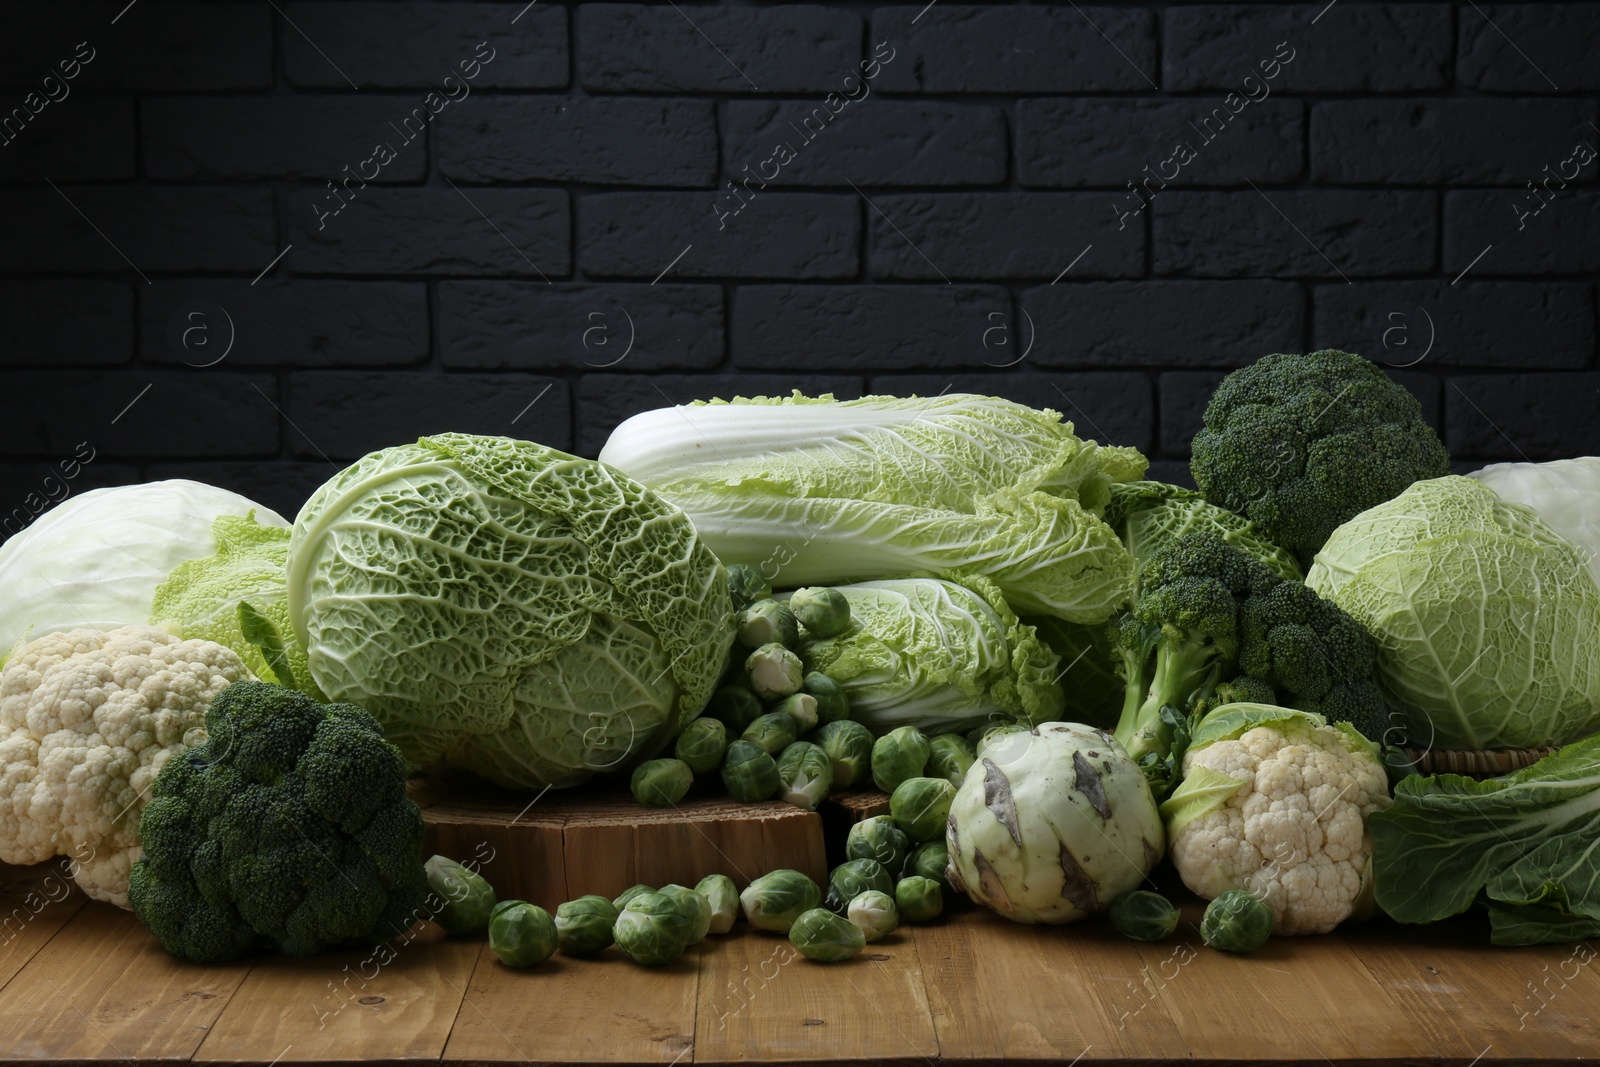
[412,778,828,910]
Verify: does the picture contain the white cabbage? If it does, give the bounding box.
[1469,457,1600,587]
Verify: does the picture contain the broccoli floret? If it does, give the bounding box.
[1190,349,1451,564]
[128,681,429,964]
[1111,531,1391,796]
[1104,480,1302,580]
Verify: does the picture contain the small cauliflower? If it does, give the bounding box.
[0,625,252,907]
[1160,703,1390,935]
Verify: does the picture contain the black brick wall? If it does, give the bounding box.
[3,0,1597,523]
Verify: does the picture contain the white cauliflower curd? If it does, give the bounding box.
[1162,703,1391,935]
[0,625,252,907]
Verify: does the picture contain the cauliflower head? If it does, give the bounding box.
[1161,703,1390,935]
[0,625,252,907]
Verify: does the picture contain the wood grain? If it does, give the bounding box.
[193,920,479,1064]
[0,901,247,1062]
[694,922,937,1066]
[443,941,699,1065]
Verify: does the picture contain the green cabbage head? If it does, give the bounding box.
[1307,476,1600,750]
[286,433,736,790]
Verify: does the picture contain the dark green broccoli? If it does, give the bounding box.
[129,681,429,964]
[1111,530,1389,795]
[1190,349,1451,564]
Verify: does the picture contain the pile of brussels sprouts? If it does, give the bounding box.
[631,565,874,812]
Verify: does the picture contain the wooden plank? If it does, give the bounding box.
[0,862,90,995]
[694,924,938,1066]
[1343,916,1600,1061]
[443,940,699,1065]
[195,921,478,1064]
[0,903,248,1062]
[919,908,1188,1063]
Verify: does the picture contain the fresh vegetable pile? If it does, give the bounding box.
[3,346,1598,969]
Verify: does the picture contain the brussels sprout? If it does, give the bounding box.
[845,816,910,874]
[890,777,957,843]
[788,906,866,962]
[738,599,800,649]
[804,672,850,725]
[906,840,948,884]
[847,890,899,943]
[696,873,739,935]
[1109,891,1180,944]
[825,857,893,913]
[675,718,728,775]
[746,643,804,700]
[706,685,763,733]
[927,733,976,787]
[872,725,931,793]
[726,564,772,613]
[739,869,822,932]
[488,900,558,967]
[742,711,799,756]
[721,740,780,802]
[555,895,619,956]
[614,892,693,965]
[631,758,693,808]
[425,855,498,936]
[896,876,944,923]
[772,692,819,733]
[790,587,852,639]
[613,883,655,910]
[660,884,713,944]
[776,741,834,810]
[1200,889,1274,954]
[815,719,874,789]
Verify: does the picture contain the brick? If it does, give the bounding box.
[731,286,1011,371]
[1159,371,1228,458]
[871,7,1156,93]
[141,281,428,367]
[866,193,1144,280]
[0,3,272,91]
[439,282,724,371]
[1153,191,1436,278]
[437,97,717,186]
[582,192,859,279]
[284,2,566,88]
[0,372,278,458]
[0,282,132,365]
[4,187,275,273]
[0,99,133,180]
[288,188,569,276]
[1313,282,1594,370]
[0,462,142,541]
[581,4,860,93]
[1444,190,1600,275]
[1164,5,1450,92]
[1311,100,1597,185]
[722,100,1007,186]
[1446,373,1600,460]
[576,374,864,457]
[1022,281,1305,369]
[143,97,429,181]
[287,372,571,459]
[145,462,335,523]
[872,372,1154,453]
[1018,99,1302,187]
[1459,5,1600,92]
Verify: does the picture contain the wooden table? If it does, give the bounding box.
[0,868,1593,1066]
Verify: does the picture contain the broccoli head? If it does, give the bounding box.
[129,681,429,963]
[1190,349,1450,564]
[1111,530,1389,796]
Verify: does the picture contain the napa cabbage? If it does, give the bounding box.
[1308,476,1600,750]
[286,433,737,790]
[598,392,1143,623]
